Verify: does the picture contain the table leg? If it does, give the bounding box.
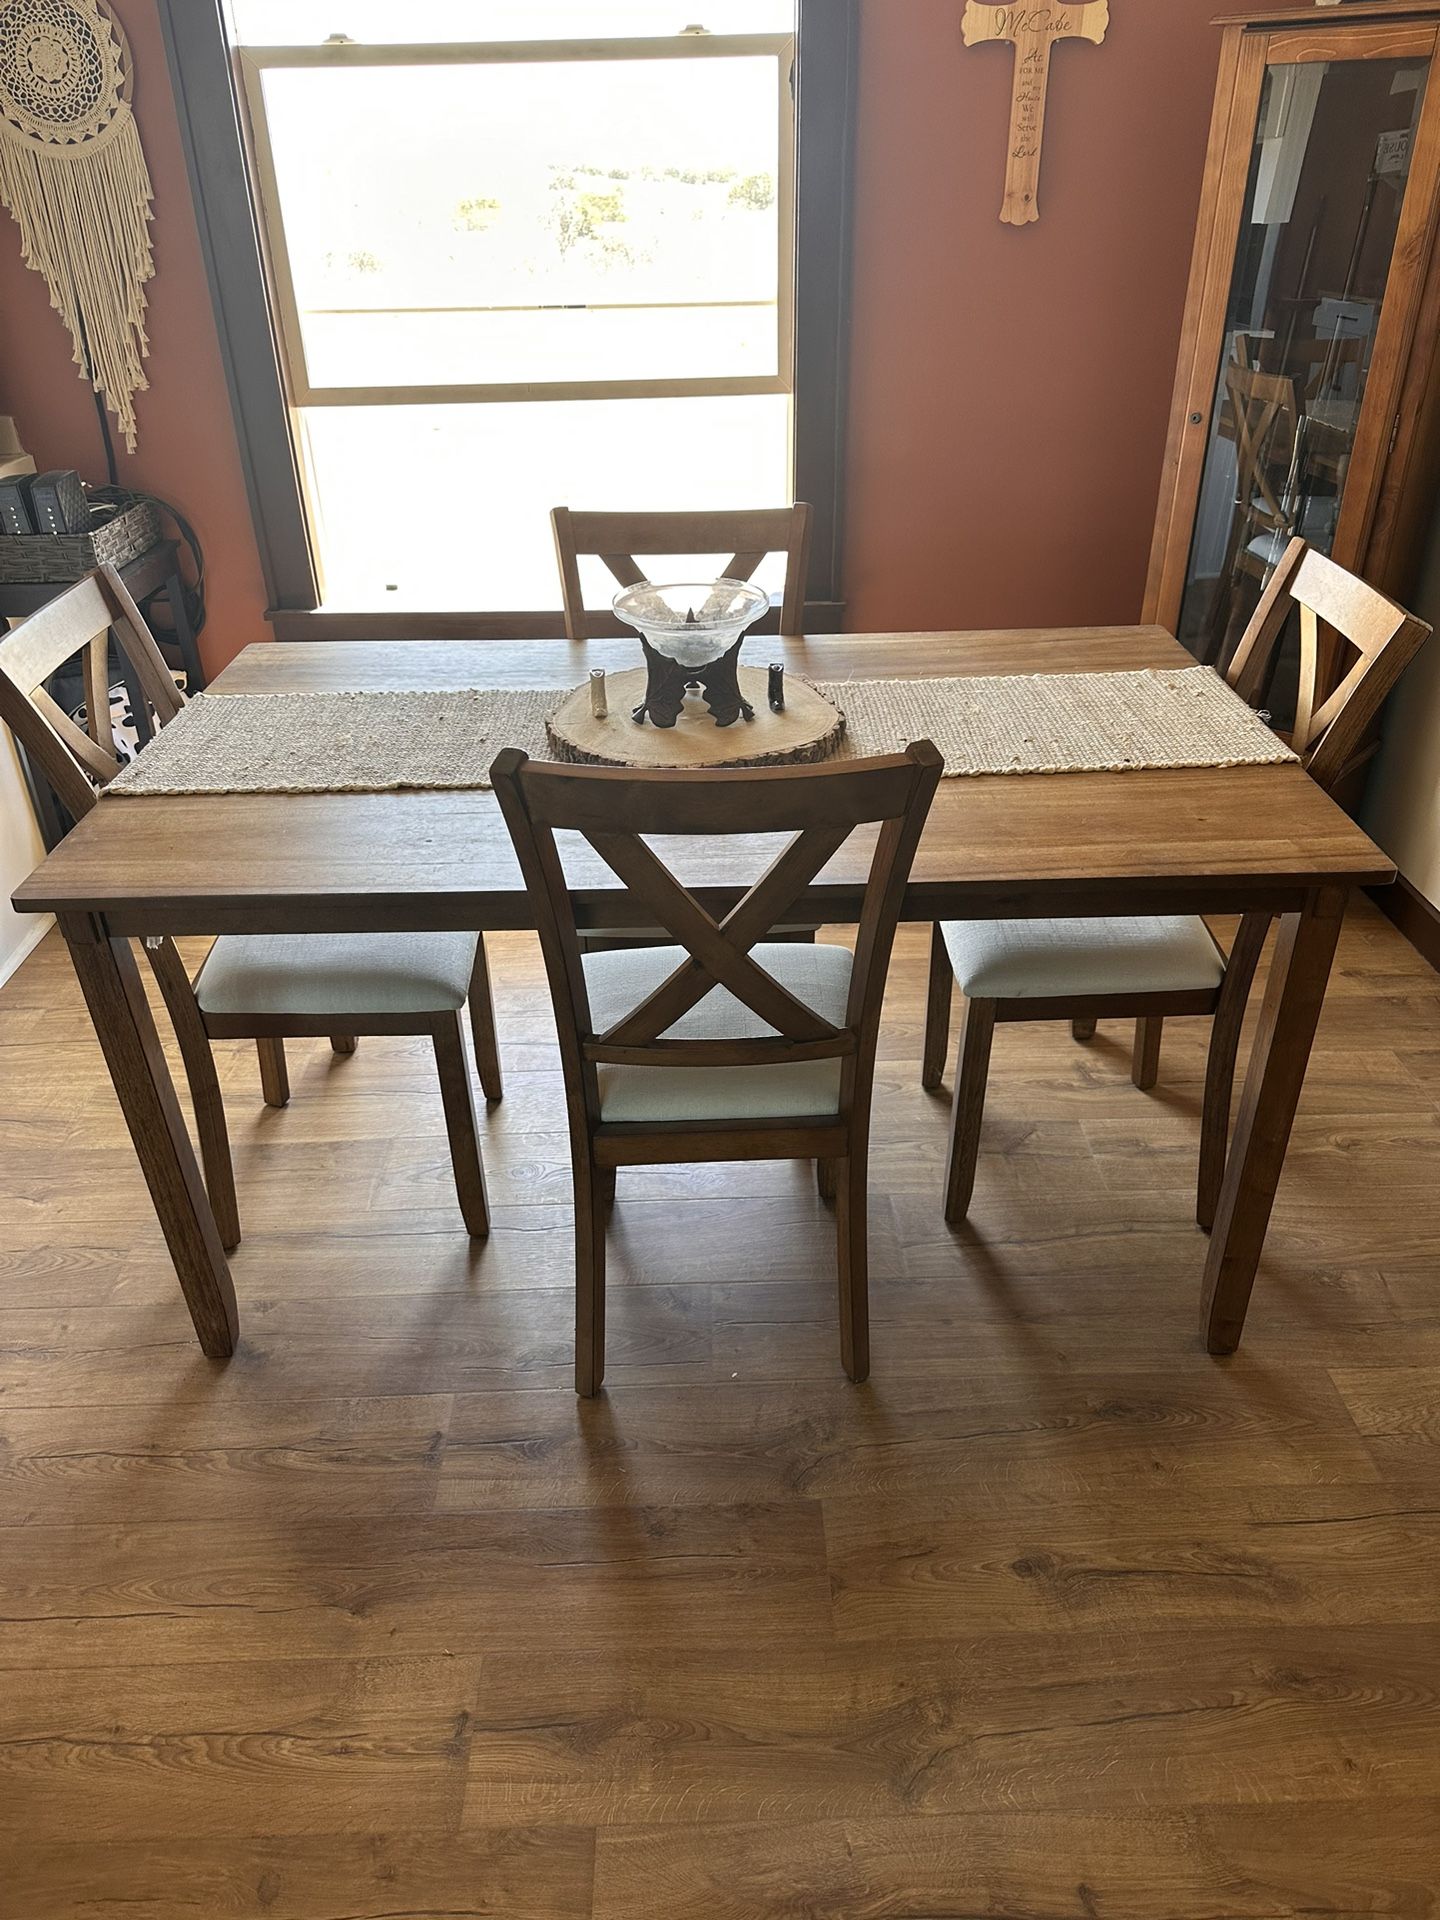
[1200,885,1346,1355]
[12,733,68,852]
[162,567,206,693]
[60,914,238,1358]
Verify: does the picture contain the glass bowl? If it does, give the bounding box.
[612,578,770,670]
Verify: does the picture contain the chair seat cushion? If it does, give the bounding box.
[584,940,852,1124]
[941,915,1224,1001]
[195,931,480,1018]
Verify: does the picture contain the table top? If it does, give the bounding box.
[13,628,1395,936]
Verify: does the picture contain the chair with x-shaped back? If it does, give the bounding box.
[921,539,1430,1233]
[1206,362,1305,663]
[550,503,812,643]
[492,741,942,1396]
[550,503,819,954]
[0,567,498,1252]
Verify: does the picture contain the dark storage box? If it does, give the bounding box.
[0,500,162,583]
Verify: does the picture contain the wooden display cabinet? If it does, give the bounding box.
[1146,2,1440,704]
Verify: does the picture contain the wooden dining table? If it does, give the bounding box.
[11,626,1395,1366]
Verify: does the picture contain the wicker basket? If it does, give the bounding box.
[0,501,163,584]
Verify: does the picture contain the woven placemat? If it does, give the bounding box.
[821,667,1295,775]
[105,687,560,797]
[103,667,1294,798]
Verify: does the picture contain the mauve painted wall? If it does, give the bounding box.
[842,0,1291,634]
[0,2,1292,665]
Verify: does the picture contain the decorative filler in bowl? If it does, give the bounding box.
[613,578,770,728]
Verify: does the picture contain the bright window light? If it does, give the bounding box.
[236,12,797,613]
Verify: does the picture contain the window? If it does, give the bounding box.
[160,0,855,632]
[229,4,799,613]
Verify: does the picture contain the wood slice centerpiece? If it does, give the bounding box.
[547,667,846,769]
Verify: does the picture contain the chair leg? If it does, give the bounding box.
[944,997,996,1224]
[330,1035,358,1056]
[816,1157,837,1203]
[467,936,504,1104]
[144,941,241,1253]
[257,1037,289,1109]
[1131,1017,1163,1092]
[1198,913,1271,1233]
[574,1155,607,1397]
[598,1166,617,1206]
[1071,1017,1097,1042]
[922,924,952,1091]
[835,1152,869,1384]
[432,1012,490,1238]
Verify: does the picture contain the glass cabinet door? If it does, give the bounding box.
[1176,50,1430,673]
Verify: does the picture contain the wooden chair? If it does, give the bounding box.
[921,540,1430,1231]
[550,503,812,642]
[551,502,818,953]
[492,740,942,1395]
[1207,363,1304,663]
[1290,332,1366,408]
[0,568,499,1249]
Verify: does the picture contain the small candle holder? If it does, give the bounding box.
[589,668,608,718]
[612,579,770,729]
[768,662,785,712]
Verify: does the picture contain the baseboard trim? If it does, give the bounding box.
[0,911,53,990]
[1368,875,1440,975]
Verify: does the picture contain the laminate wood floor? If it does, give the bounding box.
[2,904,1439,1918]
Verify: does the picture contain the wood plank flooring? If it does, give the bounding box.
[2,902,1439,1917]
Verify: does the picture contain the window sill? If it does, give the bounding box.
[266,603,845,640]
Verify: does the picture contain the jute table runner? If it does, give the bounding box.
[104,666,1295,799]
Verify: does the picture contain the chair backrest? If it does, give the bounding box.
[1226,537,1431,792]
[551,504,813,642]
[1289,333,1366,404]
[0,565,184,824]
[1224,363,1301,531]
[491,742,942,1131]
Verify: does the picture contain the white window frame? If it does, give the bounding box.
[236,33,797,409]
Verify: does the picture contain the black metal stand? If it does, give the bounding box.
[632,635,756,730]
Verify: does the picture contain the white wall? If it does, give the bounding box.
[1363,497,1440,913]
[0,724,50,984]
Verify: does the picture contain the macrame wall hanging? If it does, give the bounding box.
[0,0,155,450]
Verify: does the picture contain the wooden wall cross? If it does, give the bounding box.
[961,2,1109,225]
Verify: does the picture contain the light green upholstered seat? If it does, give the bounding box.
[940,915,1225,1001]
[195,931,479,1018]
[584,940,852,1123]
